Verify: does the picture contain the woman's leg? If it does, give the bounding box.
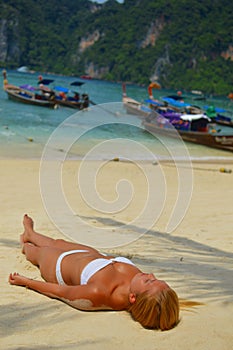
[21,214,99,254]
[23,242,61,283]
[21,214,55,248]
[23,243,41,266]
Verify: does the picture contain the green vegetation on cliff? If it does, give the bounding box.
[0,0,232,94]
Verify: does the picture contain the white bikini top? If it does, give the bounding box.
[80,257,136,285]
[55,249,136,285]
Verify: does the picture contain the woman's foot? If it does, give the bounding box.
[23,214,34,230]
[20,214,34,246]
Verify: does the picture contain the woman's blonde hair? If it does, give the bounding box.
[128,288,179,331]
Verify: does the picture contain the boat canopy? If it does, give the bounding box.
[20,84,36,91]
[38,79,54,85]
[204,105,226,113]
[180,114,210,122]
[145,99,164,106]
[162,97,190,108]
[54,86,69,93]
[70,81,85,86]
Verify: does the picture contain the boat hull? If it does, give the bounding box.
[143,120,233,152]
[54,99,89,109]
[6,88,56,108]
[123,96,151,118]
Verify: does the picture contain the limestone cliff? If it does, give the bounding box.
[0,5,20,64]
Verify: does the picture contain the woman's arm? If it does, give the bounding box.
[8,272,110,310]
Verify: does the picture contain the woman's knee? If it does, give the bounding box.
[24,243,40,264]
[54,238,67,248]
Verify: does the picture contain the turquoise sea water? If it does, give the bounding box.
[1,70,233,162]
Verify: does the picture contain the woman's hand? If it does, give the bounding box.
[9,272,30,287]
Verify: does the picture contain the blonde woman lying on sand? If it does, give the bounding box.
[9,214,180,331]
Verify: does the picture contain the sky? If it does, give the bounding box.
[91,0,124,3]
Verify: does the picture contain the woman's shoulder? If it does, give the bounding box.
[85,278,128,310]
[108,287,129,310]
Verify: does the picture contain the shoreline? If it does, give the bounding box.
[1,151,233,163]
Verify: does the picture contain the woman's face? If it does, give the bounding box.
[130,272,169,295]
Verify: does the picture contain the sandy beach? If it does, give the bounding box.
[1,158,233,350]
